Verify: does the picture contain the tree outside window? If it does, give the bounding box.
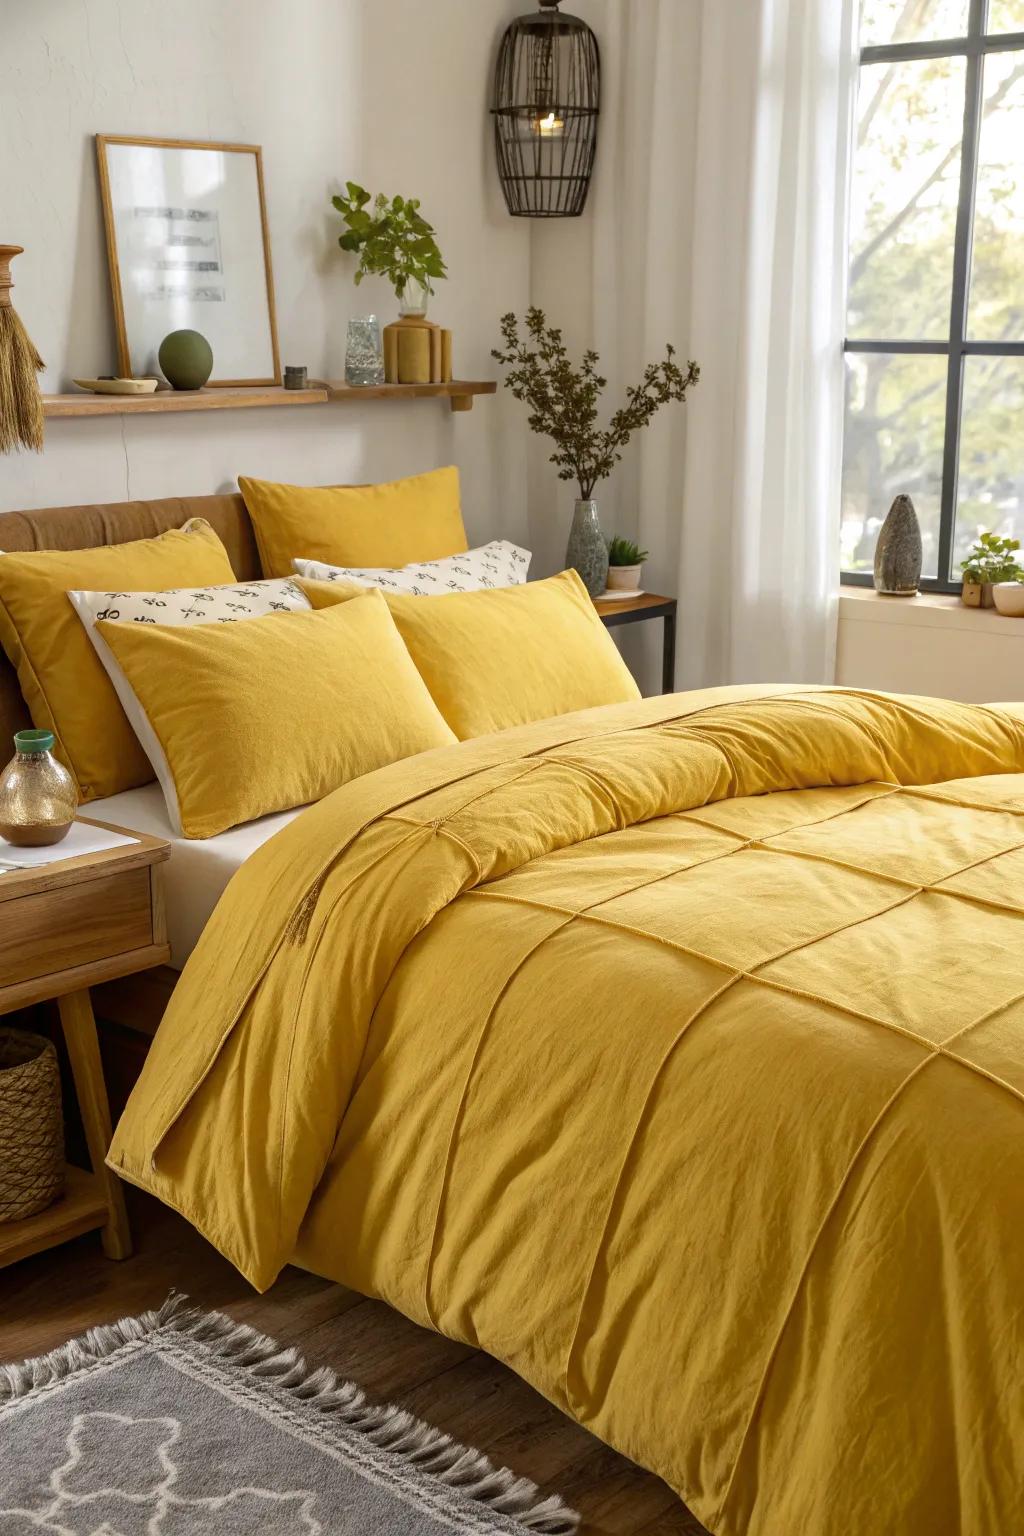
[841,0,1024,589]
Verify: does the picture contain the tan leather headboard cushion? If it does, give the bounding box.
[0,493,260,751]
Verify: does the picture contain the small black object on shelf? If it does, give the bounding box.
[492,0,600,219]
[283,365,308,391]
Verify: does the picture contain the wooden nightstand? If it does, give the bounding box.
[0,817,170,1268]
[594,592,678,693]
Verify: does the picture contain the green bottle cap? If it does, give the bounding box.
[14,729,55,754]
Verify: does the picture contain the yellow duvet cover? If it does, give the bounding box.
[110,686,1024,1535]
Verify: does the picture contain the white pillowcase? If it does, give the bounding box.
[292,540,531,594]
[68,577,310,835]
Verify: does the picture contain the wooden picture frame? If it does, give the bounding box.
[95,135,281,387]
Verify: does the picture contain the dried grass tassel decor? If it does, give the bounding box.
[0,244,44,453]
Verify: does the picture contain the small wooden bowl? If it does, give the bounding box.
[73,377,159,396]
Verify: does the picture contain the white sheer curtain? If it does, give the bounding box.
[586,0,858,688]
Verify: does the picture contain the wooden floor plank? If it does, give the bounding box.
[0,1189,704,1533]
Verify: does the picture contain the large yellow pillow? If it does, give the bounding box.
[0,520,236,802]
[96,592,457,838]
[239,467,468,578]
[297,568,641,739]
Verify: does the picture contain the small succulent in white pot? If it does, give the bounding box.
[606,535,649,592]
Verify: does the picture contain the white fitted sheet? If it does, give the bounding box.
[88,784,302,967]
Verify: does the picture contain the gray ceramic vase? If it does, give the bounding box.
[874,494,922,596]
[566,500,609,597]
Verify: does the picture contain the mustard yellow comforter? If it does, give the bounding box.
[110,686,1024,1535]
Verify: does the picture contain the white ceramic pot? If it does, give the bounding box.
[606,563,643,592]
[992,582,1024,617]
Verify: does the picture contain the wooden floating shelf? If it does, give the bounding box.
[42,380,497,419]
[320,380,497,413]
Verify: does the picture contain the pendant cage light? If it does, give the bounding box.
[491,0,600,219]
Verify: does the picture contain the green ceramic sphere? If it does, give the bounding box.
[158,329,214,391]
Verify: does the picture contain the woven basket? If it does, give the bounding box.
[0,1028,64,1222]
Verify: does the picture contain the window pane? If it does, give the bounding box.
[953,357,1024,573]
[841,353,947,577]
[968,51,1024,339]
[859,0,968,46]
[988,0,1024,32]
[848,57,966,339]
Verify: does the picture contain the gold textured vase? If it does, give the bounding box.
[0,730,77,846]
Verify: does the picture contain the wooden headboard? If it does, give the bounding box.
[0,493,262,746]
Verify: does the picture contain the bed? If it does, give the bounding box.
[4,498,1024,1535]
[108,685,1024,1536]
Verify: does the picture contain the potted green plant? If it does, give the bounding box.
[493,308,699,596]
[606,535,649,593]
[958,532,1022,608]
[331,182,447,316]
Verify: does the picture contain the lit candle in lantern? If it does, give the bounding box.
[534,111,565,137]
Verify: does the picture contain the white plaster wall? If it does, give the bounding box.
[0,0,530,549]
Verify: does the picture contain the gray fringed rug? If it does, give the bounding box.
[0,1296,578,1534]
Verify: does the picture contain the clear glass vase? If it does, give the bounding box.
[398,278,429,319]
[345,316,385,387]
[0,730,77,847]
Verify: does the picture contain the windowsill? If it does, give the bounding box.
[838,587,1024,637]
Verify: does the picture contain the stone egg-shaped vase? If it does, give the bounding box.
[874,493,922,596]
[158,329,214,391]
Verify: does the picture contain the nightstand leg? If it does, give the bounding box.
[57,989,132,1260]
[662,608,677,693]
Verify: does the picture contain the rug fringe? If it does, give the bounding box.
[0,1292,185,1401]
[1,1293,579,1534]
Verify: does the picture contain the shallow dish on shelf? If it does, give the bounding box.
[597,587,646,601]
[72,377,160,396]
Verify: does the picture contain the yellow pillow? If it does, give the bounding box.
[96,592,457,838]
[297,568,641,739]
[239,467,468,578]
[0,520,236,802]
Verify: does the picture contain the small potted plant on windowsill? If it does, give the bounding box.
[606,535,649,592]
[959,532,1022,608]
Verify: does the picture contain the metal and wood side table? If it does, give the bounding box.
[593,592,678,693]
[0,818,170,1268]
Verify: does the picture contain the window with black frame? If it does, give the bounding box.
[841,0,1024,591]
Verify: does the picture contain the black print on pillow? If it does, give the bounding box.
[74,578,310,637]
[294,541,532,594]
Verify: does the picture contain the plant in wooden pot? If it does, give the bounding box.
[331,184,451,386]
[605,535,649,593]
[959,532,1022,608]
[493,308,699,596]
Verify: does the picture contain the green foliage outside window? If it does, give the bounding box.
[841,10,1024,584]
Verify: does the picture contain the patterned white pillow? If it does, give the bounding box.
[68,577,311,833]
[293,540,531,595]
[68,576,310,631]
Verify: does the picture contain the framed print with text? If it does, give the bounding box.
[96,135,281,386]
